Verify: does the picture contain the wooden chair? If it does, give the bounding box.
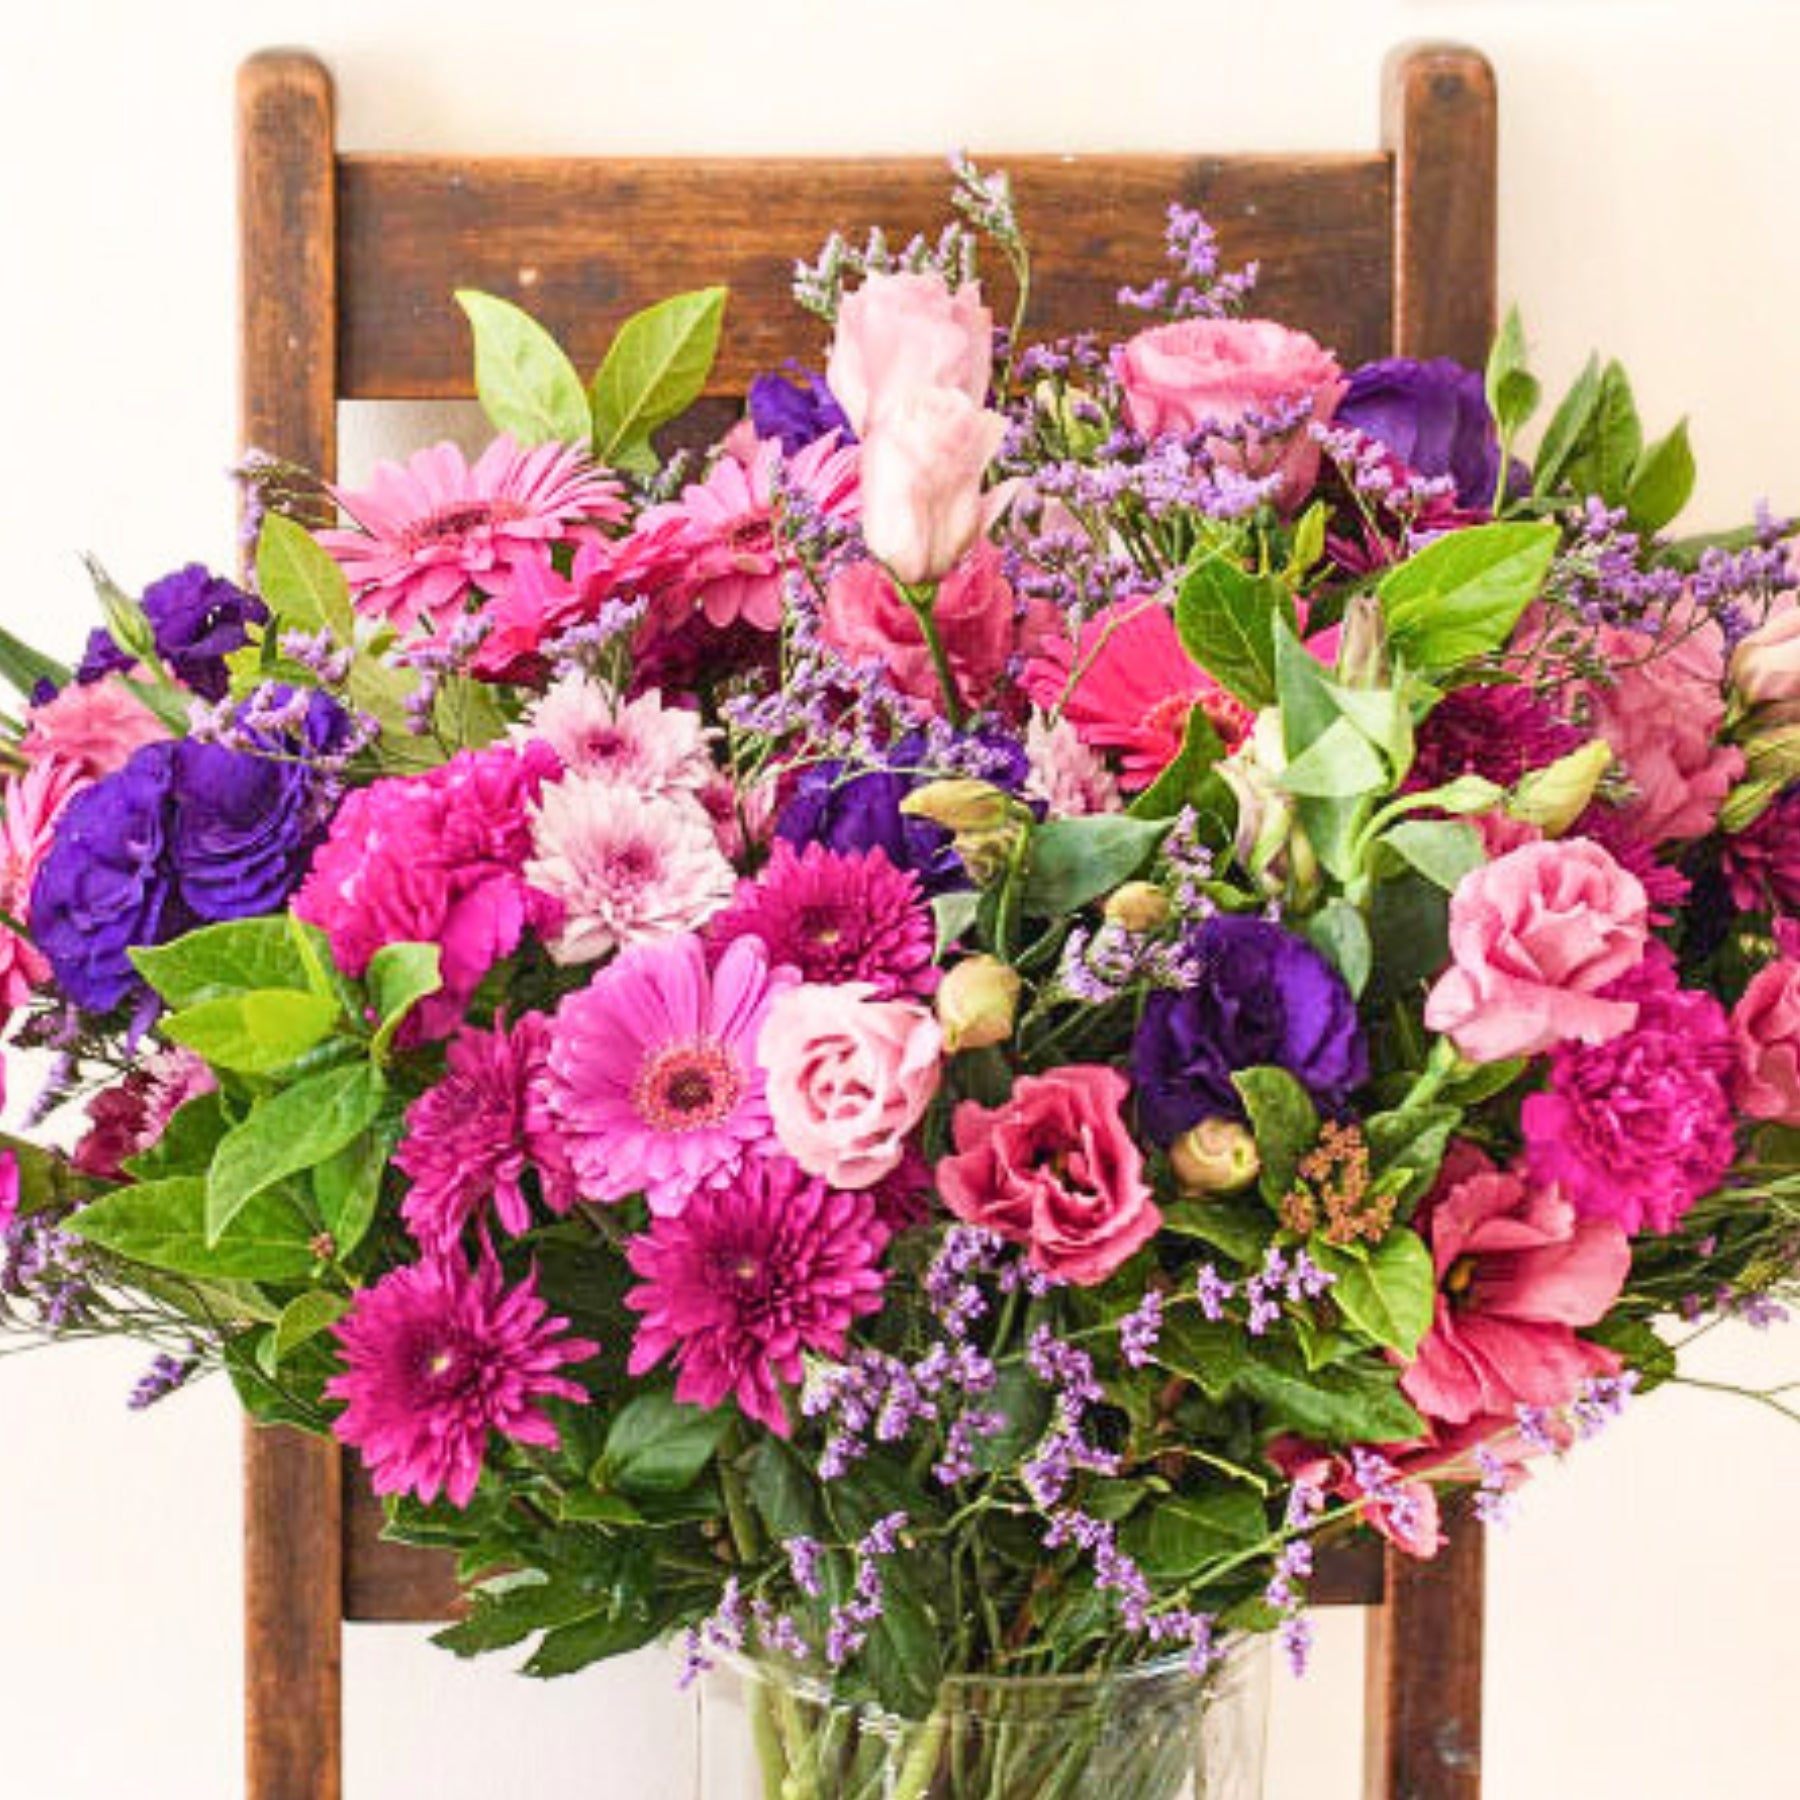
[239,42,1495,1800]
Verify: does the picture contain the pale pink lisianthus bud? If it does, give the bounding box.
[1110,317,1346,509]
[826,270,993,435]
[759,983,942,1190]
[859,387,1008,587]
[22,678,168,780]
[1730,602,1800,715]
[1423,837,1651,1063]
[1731,958,1800,1125]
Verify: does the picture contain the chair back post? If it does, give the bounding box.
[238,50,345,1800]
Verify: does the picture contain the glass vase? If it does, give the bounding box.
[704,1639,1270,1800]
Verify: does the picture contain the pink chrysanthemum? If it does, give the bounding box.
[525,781,736,965]
[395,1013,578,1254]
[327,1249,596,1508]
[320,436,627,632]
[1522,943,1737,1236]
[0,756,86,1012]
[1409,683,1583,791]
[624,1155,887,1433]
[1023,712,1122,817]
[546,933,797,1213]
[706,841,937,999]
[635,433,860,632]
[1723,789,1800,914]
[1023,597,1252,790]
[522,677,716,798]
[294,741,562,1039]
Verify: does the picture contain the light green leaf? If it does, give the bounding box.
[1300,898,1373,998]
[162,988,342,1074]
[589,287,728,473]
[931,890,981,958]
[367,942,443,1060]
[132,918,318,1009]
[1279,717,1389,799]
[1625,418,1695,534]
[0,622,70,698]
[1022,815,1166,917]
[1174,555,1292,707]
[456,289,592,446]
[1377,818,1486,891]
[255,513,354,640]
[1379,521,1558,669]
[312,1129,391,1258]
[69,1177,319,1283]
[1231,1065,1319,1204]
[267,1290,351,1371]
[1484,305,1540,439]
[1315,1230,1435,1355]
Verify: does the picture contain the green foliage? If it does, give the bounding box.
[366,941,443,1061]
[1484,305,1541,445]
[1174,553,1294,707]
[1129,705,1224,820]
[1378,521,1558,669]
[312,1129,391,1259]
[1119,1487,1267,1579]
[132,917,321,1009]
[1021,815,1167,916]
[255,512,355,639]
[1230,1066,1318,1204]
[1374,817,1486,892]
[598,1392,731,1497]
[1558,358,1642,506]
[1531,353,1602,498]
[590,287,728,475]
[1364,1103,1463,1212]
[1313,1230,1435,1355]
[69,1176,319,1283]
[161,987,342,1074]
[1299,898,1372,997]
[0,621,70,697]
[1625,419,1696,534]
[456,289,593,446]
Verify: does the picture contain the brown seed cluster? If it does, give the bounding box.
[1277,1121,1394,1246]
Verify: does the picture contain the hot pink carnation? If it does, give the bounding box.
[1731,957,1800,1126]
[545,933,796,1214]
[1424,837,1650,1063]
[1522,945,1737,1235]
[1402,1144,1629,1429]
[625,1155,887,1435]
[328,1249,595,1509]
[395,1012,579,1254]
[936,1065,1159,1286]
[21,679,168,779]
[1722,789,1800,914]
[0,757,86,1012]
[294,741,561,1040]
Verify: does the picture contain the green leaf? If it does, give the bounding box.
[524,1608,660,1679]
[1315,1230,1435,1355]
[162,988,342,1075]
[1152,1313,1252,1401]
[1625,418,1695,535]
[312,1129,390,1258]
[1231,1066,1319,1203]
[1364,1104,1463,1210]
[1365,870,1452,1005]
[1378,521,1559,669]
[1174,555,1291,707]
[456,290,591,446]
[1021,814,1166,916]
[1235,1347,1426,1446]
[270,1290,350,1367]
[1159,1192,1272,1266]
[589,287,728,473]
[1532,354,1601,497]
[931,890,980,957]
[206,1064,386,1243]
[434,1574,607,1659]
[748,1436,826,1541]
[1300,898,1373,997]
[964,1363,1052,1475]
[1560,359,1643,505]
[1585,1315,1676,1393]
[132,918,318,1009]
[1130,704,1225,820]
[1120,1488,1267,1579]
[366,941,443,1060]
[600,1392,729,1497]
[69,1177,318,1283]
[1484,306,1540,440]
[0,621,70,697]
[255,513,354,640]
[122,1090,230,1180]
[1376,818,1485,892]
[1279,717,1389,799]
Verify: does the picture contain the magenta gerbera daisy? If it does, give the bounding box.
[624,1156,887,1433]
[706,841,938,998]
[394,1012,579,1254]
[320,435,627,632]
[327,1250,596,1508]
[545,932,798,1212]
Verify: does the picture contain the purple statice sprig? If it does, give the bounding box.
[1118,203,1259,321]
[793,220,979,324]
[393,613,495,736]
[822,1510,911,1666]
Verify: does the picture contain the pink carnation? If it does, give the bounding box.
[21,679,168,780]
[1731,958,1800,1126]
[1024,713,1122,817]
[0,756,86,1012]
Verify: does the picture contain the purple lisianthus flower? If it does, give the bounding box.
[748,365,853,455]
[31,743,185,1013]
[74,628,134,687]
[142,564,268,701]
[1132,914,1366,1143]
[1336,357,1509,510]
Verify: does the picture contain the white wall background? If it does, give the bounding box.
[4,2,1800,1795]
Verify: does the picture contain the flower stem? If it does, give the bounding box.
[902,581,967,728]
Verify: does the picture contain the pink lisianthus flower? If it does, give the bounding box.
[520,677,716,799]
[1731,957,1800,1126]
[1265,1436,1444,1560]
[624,1155,887,1435]
[327,1248,596,1509]
[1522,944,1737,1236]
[1400,1143,1630,1429]
[0,756,87,1012]
[1423,837,1650,1063]
[70,1049,215,1181]
[319,436,626,633]
[826,270,993,436]
[21,678,168,779]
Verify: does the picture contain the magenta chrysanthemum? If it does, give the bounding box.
[320,436,627,632]
[545,933,798,1212]
[706,841,938,998]
[1410,683,1583,792]
[395,1012,578,1254]
[1723,789,1800,914]
[624,1156,887,1433]
[1522,943,1737,1235]
[327,1251,596,1508]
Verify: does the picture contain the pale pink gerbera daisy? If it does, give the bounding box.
[0,756,87,1011]
[636,433,860,633]
[521,677,716,798]
[327,1248,596,1509]
[545,933,797,1212]
[320,435,627,632]
[526,781,736,965]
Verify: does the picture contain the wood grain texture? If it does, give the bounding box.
[1383,42,1498,364]
[343,1471,465,1623]
[1364,1511,1486,1800]
[239,47,344,1800]
[338,152,1393,399]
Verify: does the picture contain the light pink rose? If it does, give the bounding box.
[936,1065,1160,1286]
[759,983,942,1189]
[860,386,1008,586]
[1111,318,1346,508]
[1424,837,1651,1063]
[21,678,168,780]
[1732,958,1800,1124]
[1730,602,1800,716]
[1586,616,1743,843]
[827,271,993,435]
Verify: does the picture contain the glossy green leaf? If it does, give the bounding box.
[589,287,728,473]
[131,918,317,1009]
[1130,703,1225,819]
[1560,358,1643,505]
[457,289,592,446]
[255,512,354,640]
[1378,521,1558,669]
[1174,555,1291,707]
[1021,814,1166,916]
[312,1128,391,1258]
[1315,1230,1435,1355]
[601,1392,729,1497]
[0,622,70,697]
[1121,1487,1268,1579]
[366,941,443,1060]
[1625,418,1695,534]
[268,1290,351,1369]
[162,987,342,1074]
[1531,353,1601,497]
[1231,1065,1319,1204]
[69,1176,318,1283]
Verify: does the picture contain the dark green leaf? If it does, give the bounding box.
[1378,521,1559,669]
[434,1574,605,1659]
[1120,1488,1268,1579]
[1130,704,1225,819]
[1231,1066,1318,1204]
[964,1364,1052,1475]
[524,1607,660,1678]
[1364,1104,1462,1210]
[312,1129,391,1258]
[1625,418,1695,534]
[1154,1314,1253,1401]
[69,1177,318,1282]
[457,290,592,446]
[122,1090,230,1180]
[1021,815,1166,916]
[1299,899,1372,998]
[1158,1192,1272,1265]
[747,1436,826,1541]
[1560,359,1643,505]
[1365,871,1452,1004]
[590,288,728,473]
[0,622,70,697]
[1235,1347,1426,1446]
[1174,555,1291,706]
[1531,354,1601,497]
[1585,1316,1676,1392]
[601,1392,730,1497]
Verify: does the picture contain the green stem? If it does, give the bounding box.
[890,1707,949,1800]
[748,1681,789,1800]
[902,582,967,728]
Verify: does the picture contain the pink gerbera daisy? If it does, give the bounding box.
[1023,597,1253,790]
[624,1155,887,1433]
[525,781,736,964]
[327,1248,596,1508]
[395,1012,579,1254]
[706,841,938,998]
[545,933,797,1212]
[0,756,87,1012]
[521,677,716,798]
[320,436,627,632]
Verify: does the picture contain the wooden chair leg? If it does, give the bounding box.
[1363,1512,1485,1800]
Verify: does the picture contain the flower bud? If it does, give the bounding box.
[901,779,1017,834]
[1506,740,1612,837]
[1103,881,1171,932]
[936,954,1022,1052]
[1169,1118,1260,1194]
[1335,592,1389,690]
[1743,723,1800,790]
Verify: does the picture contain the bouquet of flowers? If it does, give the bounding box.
[4,160,1797,1798]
